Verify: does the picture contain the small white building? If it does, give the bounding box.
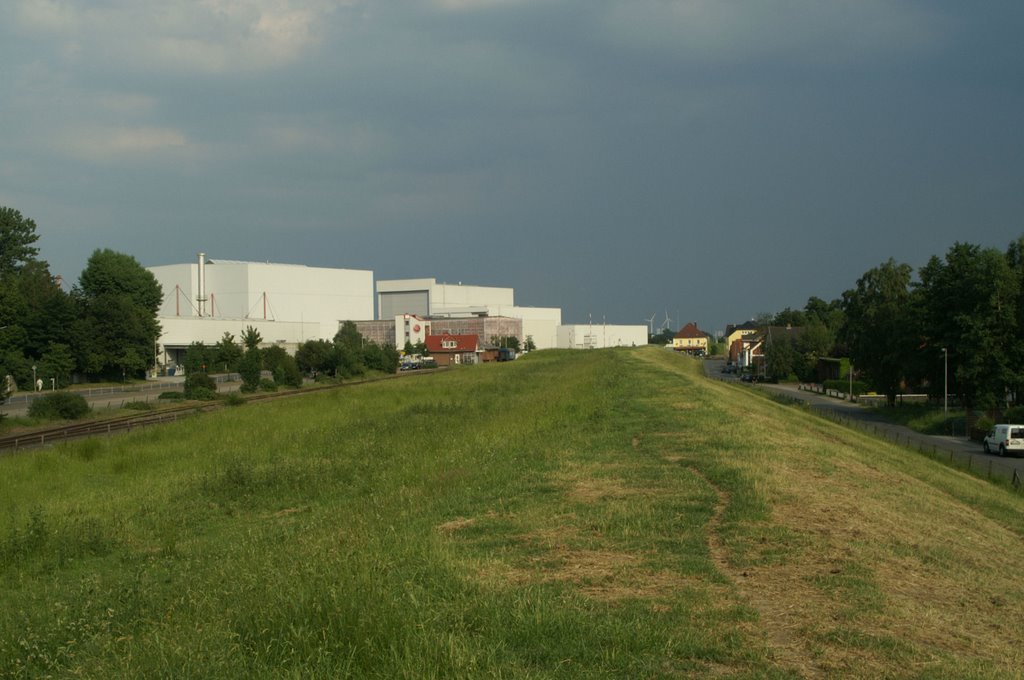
[556,324,648,350]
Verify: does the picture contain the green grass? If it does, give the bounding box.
[1,348,1022,678]
[868,403,966,436]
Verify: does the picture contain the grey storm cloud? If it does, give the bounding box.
[1,0,1022,331]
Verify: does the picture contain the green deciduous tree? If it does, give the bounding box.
[76,249,162,380]
[238,347,263,392]
[918,243,1019,412]
[764,328,802,381]
[182,342,216,375]
[295,339,335,377]
[841,259,918,405]
[795,319,834,381]
[262,346,302,387]
[38,342,75,389]
[333,321,366,378]
[214,332,242,372]
[362,341,399,374]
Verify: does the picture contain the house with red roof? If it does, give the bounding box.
[672,322,710,356]
[424,333,482,366]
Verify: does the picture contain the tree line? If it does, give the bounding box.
[176,321,399,398]
[0,207,161,394]
[759,236,1024,413]
[0,206,402,407]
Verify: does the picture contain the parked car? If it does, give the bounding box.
[982,424,1024,456]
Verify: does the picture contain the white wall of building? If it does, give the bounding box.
[430,281,514,314]
[150,258,373,341]
[556,324,648,349]
[494,305,561,350]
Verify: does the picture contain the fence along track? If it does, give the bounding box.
[0,368,442,455]
[0,404,212,453]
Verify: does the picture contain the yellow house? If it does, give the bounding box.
[672,322,710,355]
[725,321,760,349]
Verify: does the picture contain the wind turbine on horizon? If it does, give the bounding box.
[644,313,656,336]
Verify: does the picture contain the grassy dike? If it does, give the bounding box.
[1,347,1022,678]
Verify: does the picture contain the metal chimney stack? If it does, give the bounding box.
[197,252,207,317]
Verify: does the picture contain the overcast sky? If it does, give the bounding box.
[2,1,1022,332]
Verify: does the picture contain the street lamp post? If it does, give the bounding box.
[942,347,948,415]
[32,365,37,391]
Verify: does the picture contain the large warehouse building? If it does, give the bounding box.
[146,255,645,371]
[148,255,373,370]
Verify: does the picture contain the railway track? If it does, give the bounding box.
[0,368,442,454]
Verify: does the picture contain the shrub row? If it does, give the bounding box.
[27,392,90,420]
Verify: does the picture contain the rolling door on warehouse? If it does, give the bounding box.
[379,291,429,319]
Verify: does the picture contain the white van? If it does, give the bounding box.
[982,424,1024,456]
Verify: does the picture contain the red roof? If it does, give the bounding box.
[674,322,708,339]
[425,334,480,353]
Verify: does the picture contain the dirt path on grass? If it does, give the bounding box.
[688,465,824,679]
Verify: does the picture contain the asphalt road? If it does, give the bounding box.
[701,358,1024,482]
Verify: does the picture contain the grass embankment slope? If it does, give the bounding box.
[1,348,1022,678]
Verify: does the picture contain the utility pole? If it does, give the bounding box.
[943,347,948,415]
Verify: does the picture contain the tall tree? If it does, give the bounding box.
[1005,236,1024,403]
[795,319,834,380]
[333,321,366,378]
[764,332,798,380]
[772,307,806,328]
[918,242,1019,411]
[0,207,41,275]
[841,259,918,405]
[76,249,162,380]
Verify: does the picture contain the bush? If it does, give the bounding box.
[159,391,186,401]
[124,401,154,411]
[823,379,869,396]
[259,378,278,392]
[184,372,218,399]
[970,415,996,442]
[224,393,246,407]
[1002,406,1024,423]
[187,387,218,401]
[974,415,995,433]
[272,354,304,389]
[28,392,91,420]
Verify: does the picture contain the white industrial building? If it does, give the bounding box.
[557,323,648,349]
[148,255,373,370]
[147,258,642,370]
[376,278,562,349]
